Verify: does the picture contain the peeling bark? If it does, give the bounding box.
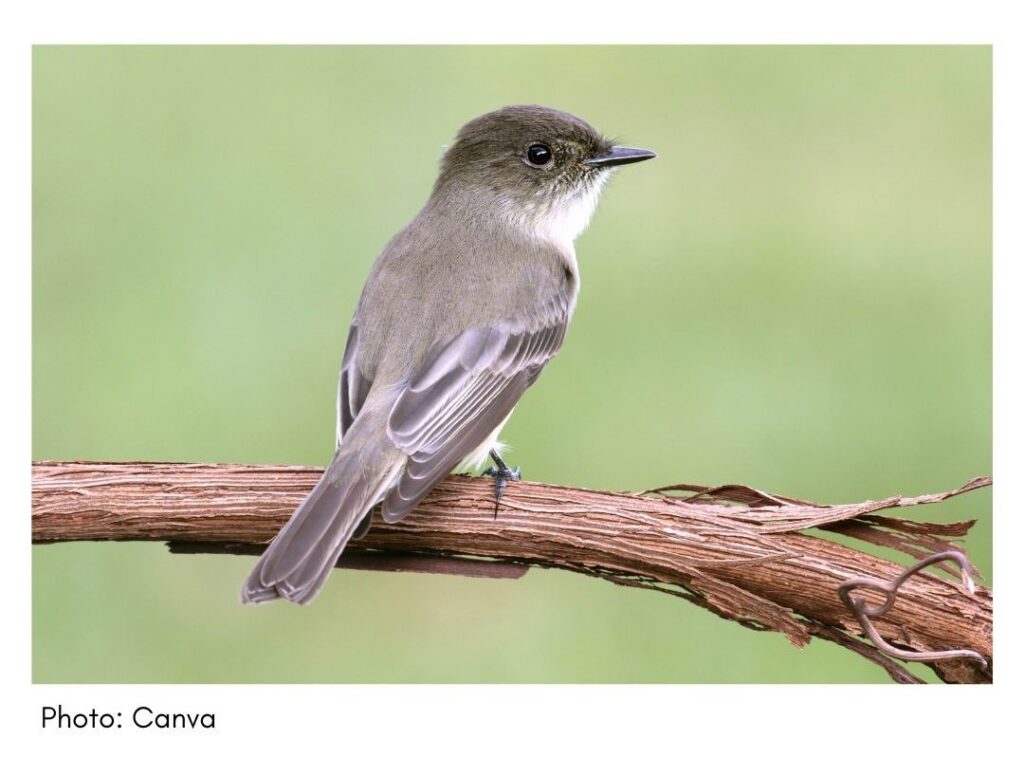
[32,461,992,683]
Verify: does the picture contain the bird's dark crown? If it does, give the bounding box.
[435,105,612,198]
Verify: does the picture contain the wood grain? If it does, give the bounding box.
[32,460,992,683]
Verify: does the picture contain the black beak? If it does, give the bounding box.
[583,145,657,167]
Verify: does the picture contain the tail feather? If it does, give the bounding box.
[259,455,360,584]
[242,439,401,605]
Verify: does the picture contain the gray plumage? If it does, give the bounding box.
[242,104,654,604]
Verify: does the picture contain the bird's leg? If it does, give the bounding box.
[483,449,521,518]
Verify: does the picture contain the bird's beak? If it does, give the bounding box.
[583,146,657,167]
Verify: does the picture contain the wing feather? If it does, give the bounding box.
[336,320,372,448]
[381,295,570,524]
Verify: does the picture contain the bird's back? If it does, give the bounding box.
[353,200,578,389]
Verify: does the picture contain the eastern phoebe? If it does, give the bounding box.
[242,104,655,604]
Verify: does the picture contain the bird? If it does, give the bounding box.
[242,104,655,604]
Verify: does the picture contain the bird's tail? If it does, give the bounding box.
[241,423,402,605]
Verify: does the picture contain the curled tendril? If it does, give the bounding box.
[837,550,987,669]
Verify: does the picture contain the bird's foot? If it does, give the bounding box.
[483,450,520,518]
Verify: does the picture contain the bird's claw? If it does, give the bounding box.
[483,455,520,518]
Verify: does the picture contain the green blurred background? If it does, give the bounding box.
[33,46,991,683]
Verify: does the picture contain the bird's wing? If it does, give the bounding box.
[336,319,373,448]
[381,294,569,523]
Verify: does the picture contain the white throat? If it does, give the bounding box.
[506,170,611,251]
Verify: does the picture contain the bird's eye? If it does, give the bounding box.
[526,143,553,166]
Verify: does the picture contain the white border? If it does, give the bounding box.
[4,1,1017,772]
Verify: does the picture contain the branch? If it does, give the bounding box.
[32,461,992,683]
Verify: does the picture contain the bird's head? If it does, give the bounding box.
[434,104,655,247]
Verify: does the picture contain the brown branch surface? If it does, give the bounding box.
[32,461,992,683]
